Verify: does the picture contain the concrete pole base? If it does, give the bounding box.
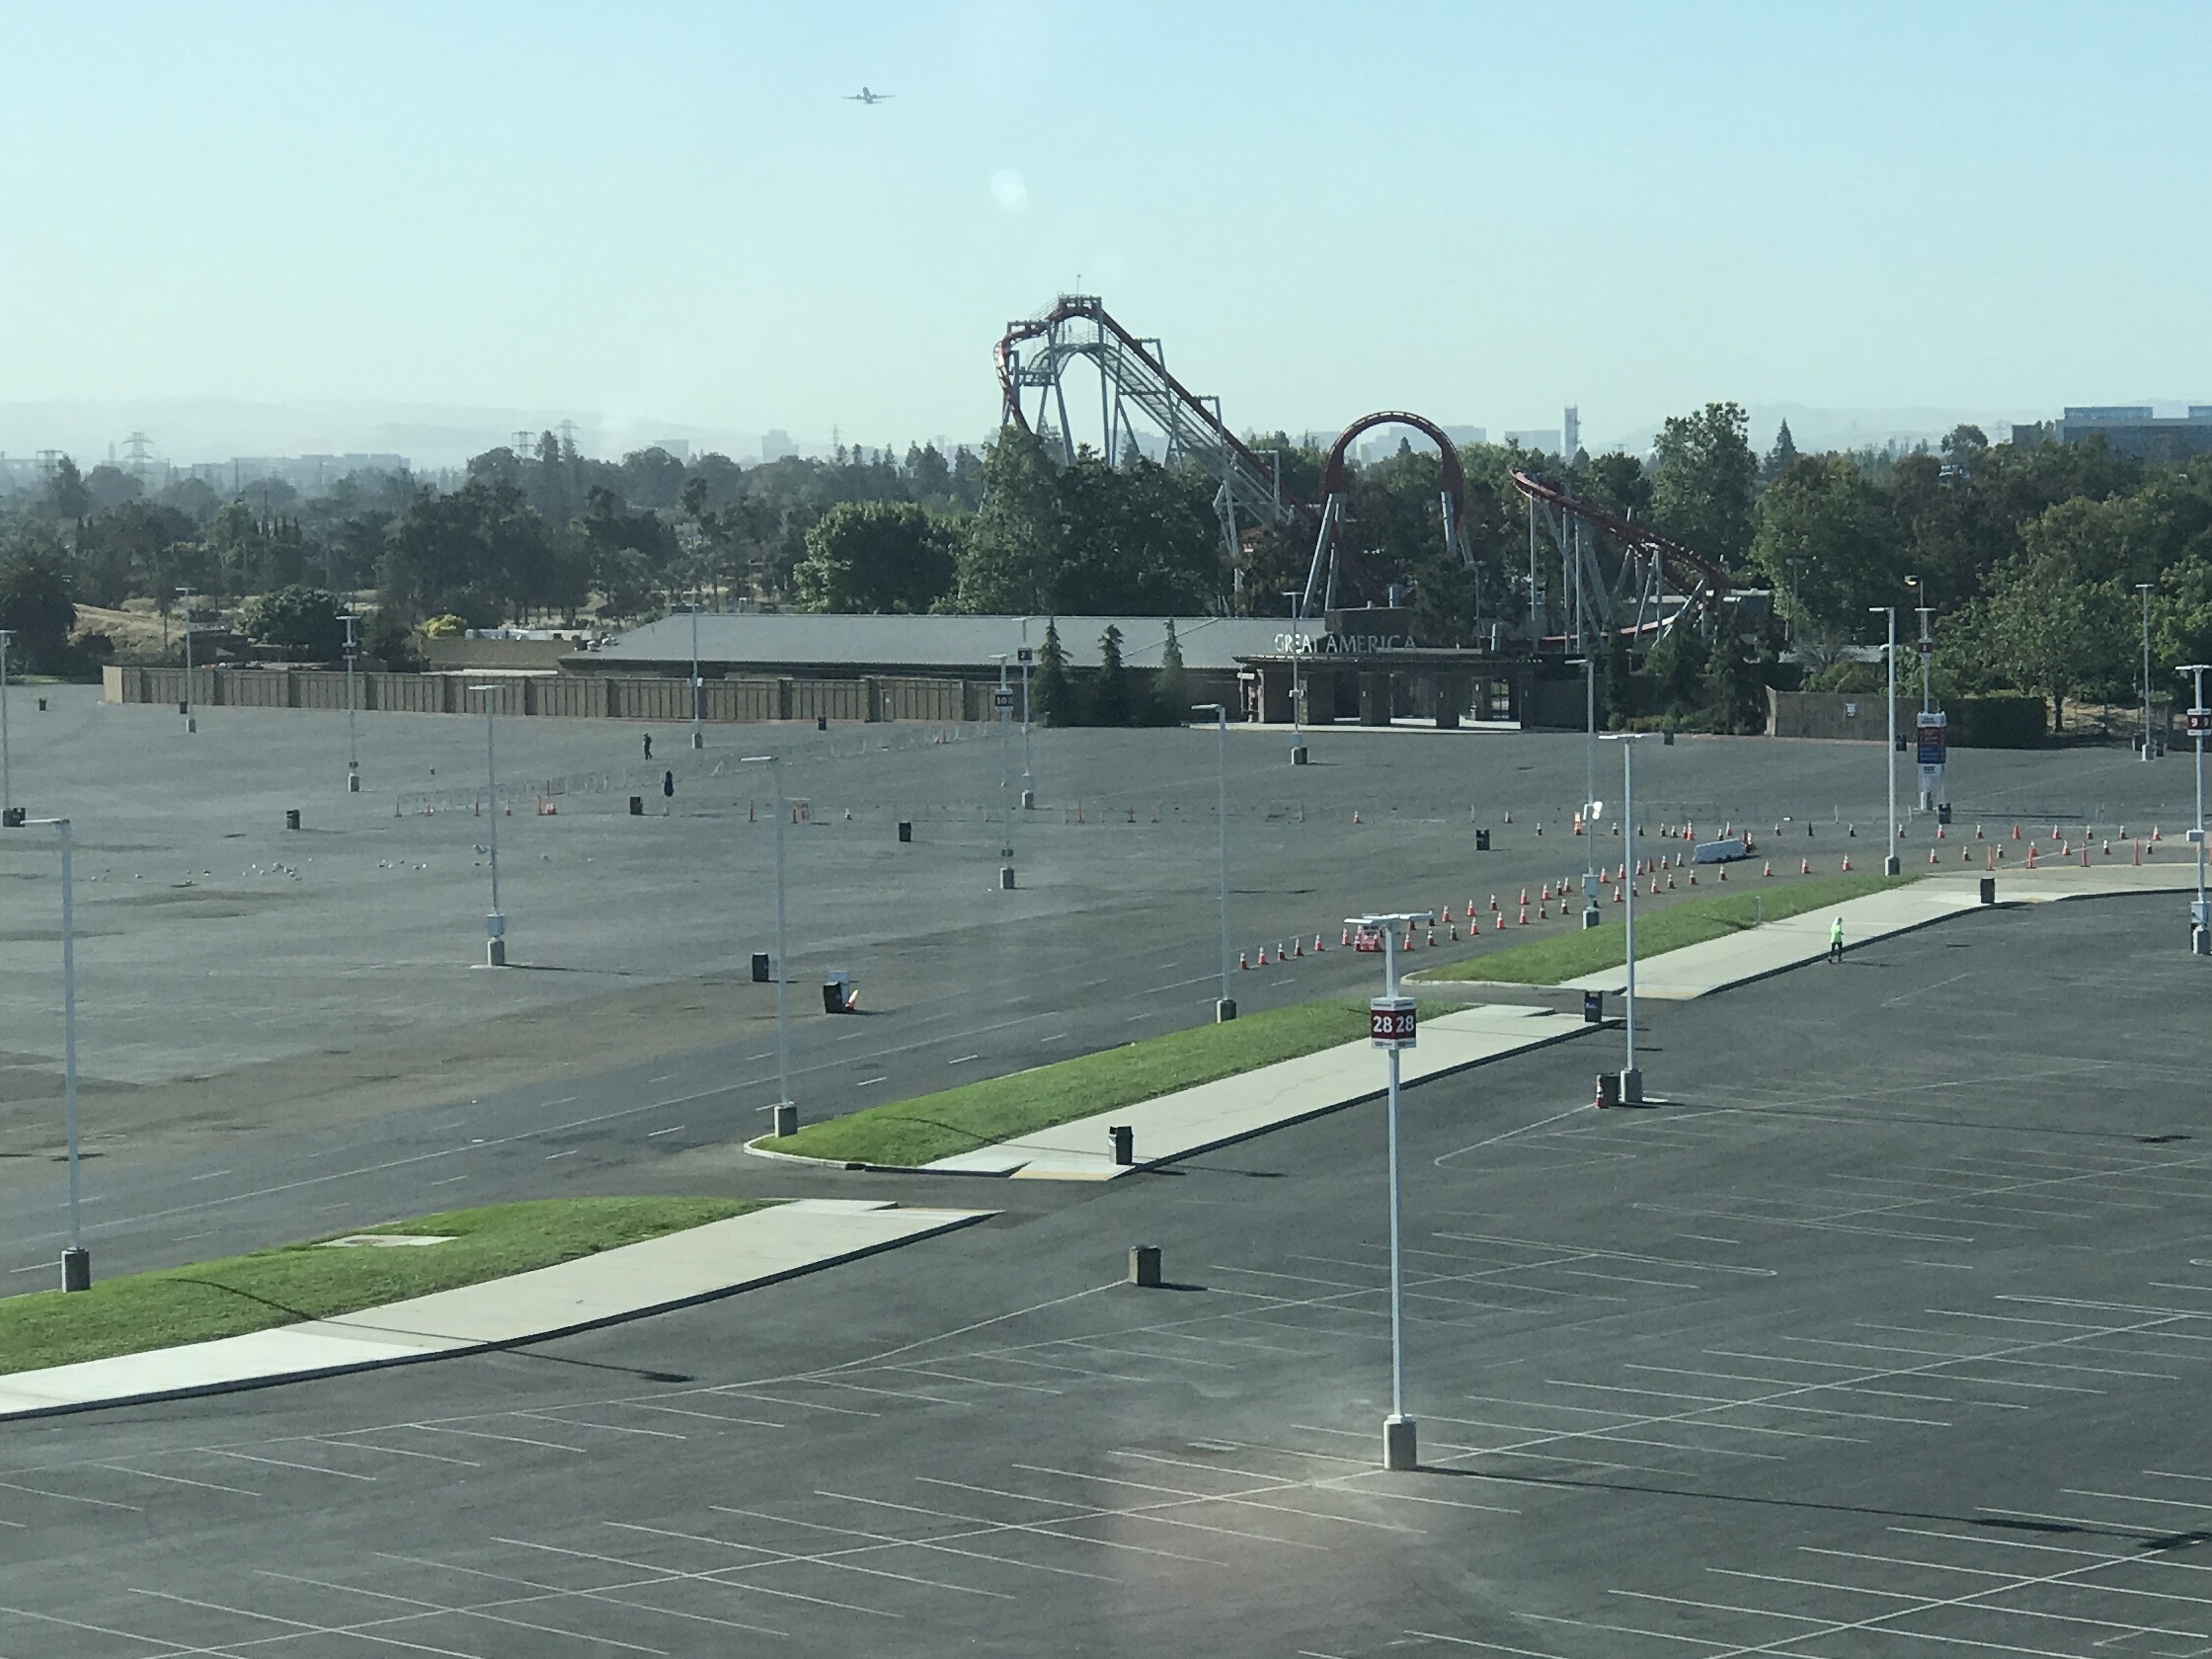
[348,772,360,793]
[691,731,704,750]
[2194,926,2210,957]
[61,1247,90,1293]
[1883,855,1901,875]
[1021,790,1035,810]
[186,716,198,734]
[486,938,507,968]
[999,865,1016,890]
[1291,743,1308,765]
[1129,1245,1162,1287]
[771,1101,798,1138]
[1383,1413,1418,1470]
[1582,906,1601,929]
[1621,1067,1643,1105]
[1216,997,1237,1022]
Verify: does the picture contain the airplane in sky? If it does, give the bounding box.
[844,86,894,105]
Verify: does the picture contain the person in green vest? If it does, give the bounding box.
[1828,915,1845,964]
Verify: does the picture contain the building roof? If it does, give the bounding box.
[580,612,1289,672]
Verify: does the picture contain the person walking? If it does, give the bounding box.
[642,732,653,760]
[1828,914,1845,964]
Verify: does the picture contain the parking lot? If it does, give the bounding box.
[0,893,2205,1655]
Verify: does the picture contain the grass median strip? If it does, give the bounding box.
[768,997,1457,1169]
[0,1196,764,1378]
[1418,870,1926,986]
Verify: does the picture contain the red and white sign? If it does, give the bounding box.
[2190,709,2211,735]
[1370,996,1417,1049]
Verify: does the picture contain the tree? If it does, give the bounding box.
[83,464,143,514]
[1092,623,1132,726]
[791,502,956,612]
[1150,618,1189,724]
[1971,551,2134,728]
[1650,402,1758,571]
[1750,455,1906,633]
[1033,617,1076,725]
[957,427,1066,612]
[237,585,347,660]
[40,456,90,521]
[1762,421,1799,483]
[363,608,425,672]
[0,538,77,673]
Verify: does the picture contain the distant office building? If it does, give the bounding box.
[1562,406,1580,456]
[1504,429,1562,454]
[1440,426,1487,447]
[2055,406,2212,462]
[760,430,799,461]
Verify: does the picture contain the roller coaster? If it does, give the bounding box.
[995,294,1724,652]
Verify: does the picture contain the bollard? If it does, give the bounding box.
[1596,1072,1621,1110]
[285,809,301,830]
[1109,1124,1134,1165]
[629,795,644,816]
[61,1248,90,1293]
[1217,997,1236,1022]
[751,951,771,983]
[1129,1245,1162,1288]
[898,821,912,842]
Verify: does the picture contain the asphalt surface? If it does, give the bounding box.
[1,893,2206,1655]
[1,688,2204,1287]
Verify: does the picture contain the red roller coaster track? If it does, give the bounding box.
[1509,470,1728,596]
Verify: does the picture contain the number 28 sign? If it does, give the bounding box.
[1370,996,1417,1050]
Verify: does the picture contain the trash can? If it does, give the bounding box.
[751,951,770,983]
[1475,828,1491,851]
[629,795,644,816]
[1,808,23,829]
[1979,876,1995,906]
[1128,1244,1161,1285]
[284,809,300,830]
[1583,989,1604,1024]
[1596,1072,1622,1109]
[822,972,858,1014]
[898,821,912,843]
[1662,730,1675,747]
[1109,1125,1134,1165]
[1937,803,1952,826]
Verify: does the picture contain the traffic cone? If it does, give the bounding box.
[1962,847,1971,862]
[1930,847,1938,864]
[1342,926,1352,947]
[1352,812,1361,824]
[1491,895,1500,912]
[1975,824,1984,838]
[1936,824,1945,839]
[2082,848,2091,868]
[1279,942,1290,962]
[1519,889,1529,907]
[1238,951,1249,970]
[1294,937,1304,957]
[2013,825,2020,839]
[1519,906,1529,925]
[1426,926,1436,945]
[1841,855,1851,872]
[2026,846,2036,869]
[1537,824,1543,835]
[1538,903,1547,919]
[1614,886,1623,903]
[1449,921,1459,941]
[1541,884,1552,902]
[2155,826,2163,840]
[1763,861,1773,877]
[1801,857,1811,875]
[1314,934,1326,953]
[1718,866,1726,881]
[1256,945,1269,966]
[1987,846,1995,869]
[1649,877,1660,895]
[2102,839,2110,855]
[1466,901,1477,919]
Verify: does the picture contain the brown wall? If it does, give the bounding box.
[1766,690,1924,741]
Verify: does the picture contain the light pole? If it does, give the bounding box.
[1019,619,1035,809]
[339,610,360,792]
[27,818,88,1290]
[1905,576,1936,810]
[1570,654,1601,926]
[686,588,705,750]
[468,684,507,967]
[2180,667,2210,955]
[178,587,198,733]
[2139,584,2156,760]
[1283,591,1308,766]
[991,653,1014,889]
[1871,606,1900,875]
[1194,703,1234,1021]
[743,752,797,1134]
[1600,737,1646,1102]
[1346,908,1432,1470]
[0,628,13,825]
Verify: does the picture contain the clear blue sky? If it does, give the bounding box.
[3,0,2205,456]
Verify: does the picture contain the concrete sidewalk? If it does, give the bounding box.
[0,1199,990,1422]
[920,1003,1596,1180]
[1560,861,2200,1000]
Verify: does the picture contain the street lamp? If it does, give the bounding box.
[990,653,1014,889]
[1568,654,1600,927]
[2138,584,2156,760]
[1904,577,1936,810]
[468,684,507,967]
[1870,607,1900,875]
[680,588,698,751]
[339,610,361,791]
[1019,618,1035,808]
[1345,908,1433,1470]
[26,817,88,1290]
[1600,737,1647,1102]
[0,628,14,825]
[178,587,198,733]
[1282,591,1308,766]
[742,752,797,1134]
[1193,704,1235,1021]
[2179,667,2210,955]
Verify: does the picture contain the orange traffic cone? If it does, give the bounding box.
[1841,855,1852,872]
[1518,906,1529,925]
[2026,846,2036,868]
[1293,937,1304,957]
[1238,951,1249,970]
[1314,934,1326,953]
[1426,926,1436,945]
[1256,945,1270,966]
[1342,927,1352,947]
[1763,861,1773,877]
